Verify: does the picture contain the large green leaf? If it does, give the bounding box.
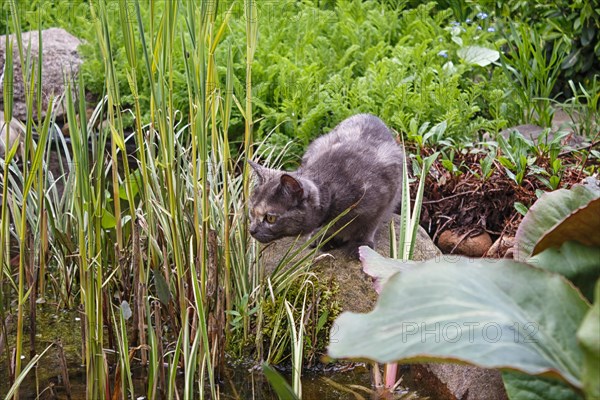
[529,242,600,302]
[533,198,600,256]
[502,371,583,400]
[577,280,600,399]
[328,253,589,388]
[515,183,600,261]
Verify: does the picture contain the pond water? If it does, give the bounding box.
[0,307,425,399]
[6,353,420,399]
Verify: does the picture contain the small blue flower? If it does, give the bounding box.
[438,50,448,58]
[466,18,472,24]
[477,25,482,30]
[487,27,496,32]
[451,21,460,27]
[477,12,488,20]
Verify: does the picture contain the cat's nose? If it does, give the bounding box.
[249,225,258,236]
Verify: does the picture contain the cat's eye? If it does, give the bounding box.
[264,214,278,224]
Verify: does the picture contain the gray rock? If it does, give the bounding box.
[258,215,441,313]
[0,28,83,121]
[405,363,508,400]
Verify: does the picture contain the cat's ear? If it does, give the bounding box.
[280,174,303,199]
[248,160,268,185]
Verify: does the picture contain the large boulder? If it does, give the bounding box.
[258,215,441,313]
[0,28,83,121]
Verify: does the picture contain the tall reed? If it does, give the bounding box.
[1,1,327,398]
[88,0,254,397]
[1,2,58,398]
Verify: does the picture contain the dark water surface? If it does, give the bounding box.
[0,306,423,399]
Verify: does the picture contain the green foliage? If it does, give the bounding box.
[502,371,583,400]
[477,150,496,180]
[488,0,600,88]
[6,0,592,171]
[496,130,537,185]
[1,0,257,397]
[500,23,567,127]
[241,1,513,153]
[494,128,574,189]
[437,0,599,90]
[3,0,519,159]
[260,275,341,364]
[79,1,188,128]
[562,76,600,139]
[530,242,600,304]
[394,150,438,260]
[0,0,91,37]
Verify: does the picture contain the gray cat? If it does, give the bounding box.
[248,114,404,258]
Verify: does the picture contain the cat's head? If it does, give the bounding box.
[248,161,321,243]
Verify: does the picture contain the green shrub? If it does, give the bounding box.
[37,0,516,160]
[3,0,593,161]
[407,0,599,90]
[481,0,599,94]
[230,1,516,160]
[0,0,91,37]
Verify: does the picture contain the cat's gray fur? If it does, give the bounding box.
[248,114,403,257]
